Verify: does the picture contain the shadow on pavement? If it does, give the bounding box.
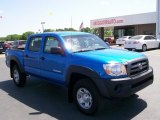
[0,77,147,120]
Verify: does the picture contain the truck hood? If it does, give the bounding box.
[72,48,146,64]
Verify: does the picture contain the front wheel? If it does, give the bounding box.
[73,79,102,114]
[12,65,26,87]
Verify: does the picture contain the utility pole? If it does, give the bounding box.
[41,22,45,33]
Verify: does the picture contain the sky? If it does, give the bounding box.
[0,0,157,37]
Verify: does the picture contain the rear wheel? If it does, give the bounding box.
[12,65,26,87]
[142,44,147,52]
[73,79,103,114]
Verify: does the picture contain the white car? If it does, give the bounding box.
[116,36,132,46]
[124,35,160,51]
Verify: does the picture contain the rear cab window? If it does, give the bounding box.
[28,37,42,52]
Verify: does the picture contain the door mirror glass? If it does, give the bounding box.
[50,47,63,54]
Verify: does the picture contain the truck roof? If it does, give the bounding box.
[31,31,90,37]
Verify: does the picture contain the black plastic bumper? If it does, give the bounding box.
[0,49,5,53]
[104,67,153,98]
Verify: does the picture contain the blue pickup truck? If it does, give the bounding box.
[5,32,153,114]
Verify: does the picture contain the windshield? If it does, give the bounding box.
[130,35,143,40]
[63,34,109,53]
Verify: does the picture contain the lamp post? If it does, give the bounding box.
[41,22,45,32]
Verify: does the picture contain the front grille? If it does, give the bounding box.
[127,58,149,77]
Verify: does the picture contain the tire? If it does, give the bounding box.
[73,79,103,114]
[12,65,26,87]
[126,48,131,51]
[142,44,147,52]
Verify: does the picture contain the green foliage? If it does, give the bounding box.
[0,37,5,42]
[80,27,91,33]
[21,31,34,40]
[0,27,108,41]
[91,28,99,36]
[44,29,55,32]
[104,29,113,37]
[6,34,21,41]
[56,28,76,31]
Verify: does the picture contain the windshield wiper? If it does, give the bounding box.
[94,48,107,50]
[73,49,92,53]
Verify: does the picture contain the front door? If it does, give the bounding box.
[40,36,67,85]
[144,36,153,49]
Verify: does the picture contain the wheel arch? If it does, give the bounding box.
[10,56,24,78]
[66,65,110,102]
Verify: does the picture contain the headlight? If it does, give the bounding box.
[103,63,127,76]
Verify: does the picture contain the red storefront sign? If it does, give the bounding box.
[93,18,124,26]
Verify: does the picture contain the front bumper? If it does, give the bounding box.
[104,67,153,98]
[0,48,5,53]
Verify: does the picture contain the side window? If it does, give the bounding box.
[28,37,42,52]
[144,36,150,40]
[150,36,156,40]
[44,37,60,53]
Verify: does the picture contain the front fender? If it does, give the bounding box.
[65,65,110,98]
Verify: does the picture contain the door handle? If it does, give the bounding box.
[24,54,36,59]
[40,56,45,60]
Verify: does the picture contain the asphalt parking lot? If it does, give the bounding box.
[0,47,160,120]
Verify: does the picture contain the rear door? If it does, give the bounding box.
[39,36,67,84]
[24,36,42,76]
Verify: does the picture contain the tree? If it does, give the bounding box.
[44,29,55,32]
[56,28,76,31]
[0,37,6,42]
[56,28,64,31]
[21,31,34,40]
[6,34,21,41]
[80,27,91,33]
[91,28,99,36]
[104,29,113,37]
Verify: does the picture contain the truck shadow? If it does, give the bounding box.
[0,77,147,120]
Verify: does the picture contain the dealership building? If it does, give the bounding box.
[90,0,160,39]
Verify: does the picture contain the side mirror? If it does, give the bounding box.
[50,47,63,55]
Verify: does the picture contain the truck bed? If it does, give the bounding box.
[5,49,24,68]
